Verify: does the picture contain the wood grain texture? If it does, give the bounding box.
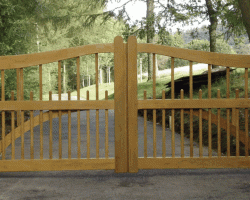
[114,36,128,173]
[127,36,138,173]
[138,43,250,68]
[138,157,250,169]
[0,43,114,69]
[137,99,250,109]
[0,159,115,172]
[144,90,147,158]
[0,100,114,110]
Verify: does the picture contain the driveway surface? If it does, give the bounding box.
[0,96,250,199]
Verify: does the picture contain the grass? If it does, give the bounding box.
[42,66,209,101]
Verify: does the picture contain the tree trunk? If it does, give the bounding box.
[238,0,250,42]
[206,0,219,69]
[147,0,154,81]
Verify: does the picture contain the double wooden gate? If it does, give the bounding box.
[0,36,250,173]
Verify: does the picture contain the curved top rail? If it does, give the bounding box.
[0,43,114,69]
[138,43,250,68]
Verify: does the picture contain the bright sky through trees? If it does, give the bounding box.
[106,0,210,33]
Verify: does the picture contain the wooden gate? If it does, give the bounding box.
[127,36,250,172]
[0,36,250,173]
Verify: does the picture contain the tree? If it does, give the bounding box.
[236,0,250,41]
[0,0,43,101]
[86,0,188,81]
[146,0,154,80]
[185,0,250,58]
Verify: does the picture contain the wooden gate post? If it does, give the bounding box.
[127,36,138,173]
[114,36,128,173]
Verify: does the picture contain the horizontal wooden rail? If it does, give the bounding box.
[0,100,114,110]
[138,99,250,109]
[0,158,115,172]
[184,109,250,148]
[138,43,250,68]
[138,157,250,169]
[0,43,114,69]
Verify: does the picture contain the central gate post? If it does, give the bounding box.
[114,36,128,173]
[127,36,138,173]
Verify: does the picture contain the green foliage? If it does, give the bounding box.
[216,38,236,54]
[186,38,236,54]
[0,0,38,55]
[162,32,189,68]
[186,39,210,51]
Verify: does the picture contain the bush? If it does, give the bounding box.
[186,39,210,51]
[186,39,236,54]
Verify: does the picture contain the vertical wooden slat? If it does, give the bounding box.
[95,53,99,159]
[171,57,175,99]
[1,70,5,160]
[96,106,99,158]
[171,57,175,157]
[199,89,203,157]
[58,61,62,101]
[217,89,221,157]
[180,89,184,158]
[39,64,43,101]
[76,56,81,158]
[208,64,212,99]
[245,68,249,157]
[208,64,212,157]
[16,69,20,126]
[95,53,99,100]
[162,90,166,158]
[76,56,81,159]
[49,91,53,159]
[59,110,62,159]
[153,109,156,157]
[39,112,43,159]
[58,61,62,159]
[226,67,230,99]
[77,57,80,101]
[189,61,193,157]
[87,91,90,159]
[153,53,156,158]
[39,64,43,159]
[227,108,230,157]
[11,91,15,160]
[127,36,138,172]
[77,109,81,159]
[20,68,24,100]
[21,108,24,159]
[114,36,128,173]
[105,90,109,158]
[235,89,239,157]
[30,91,34,159]
[189,62,193,99]
[20,68,24,159]
[68,91,71,159]
[226,67,230,157]
[144,90,147,158]
[153,53,156,99]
